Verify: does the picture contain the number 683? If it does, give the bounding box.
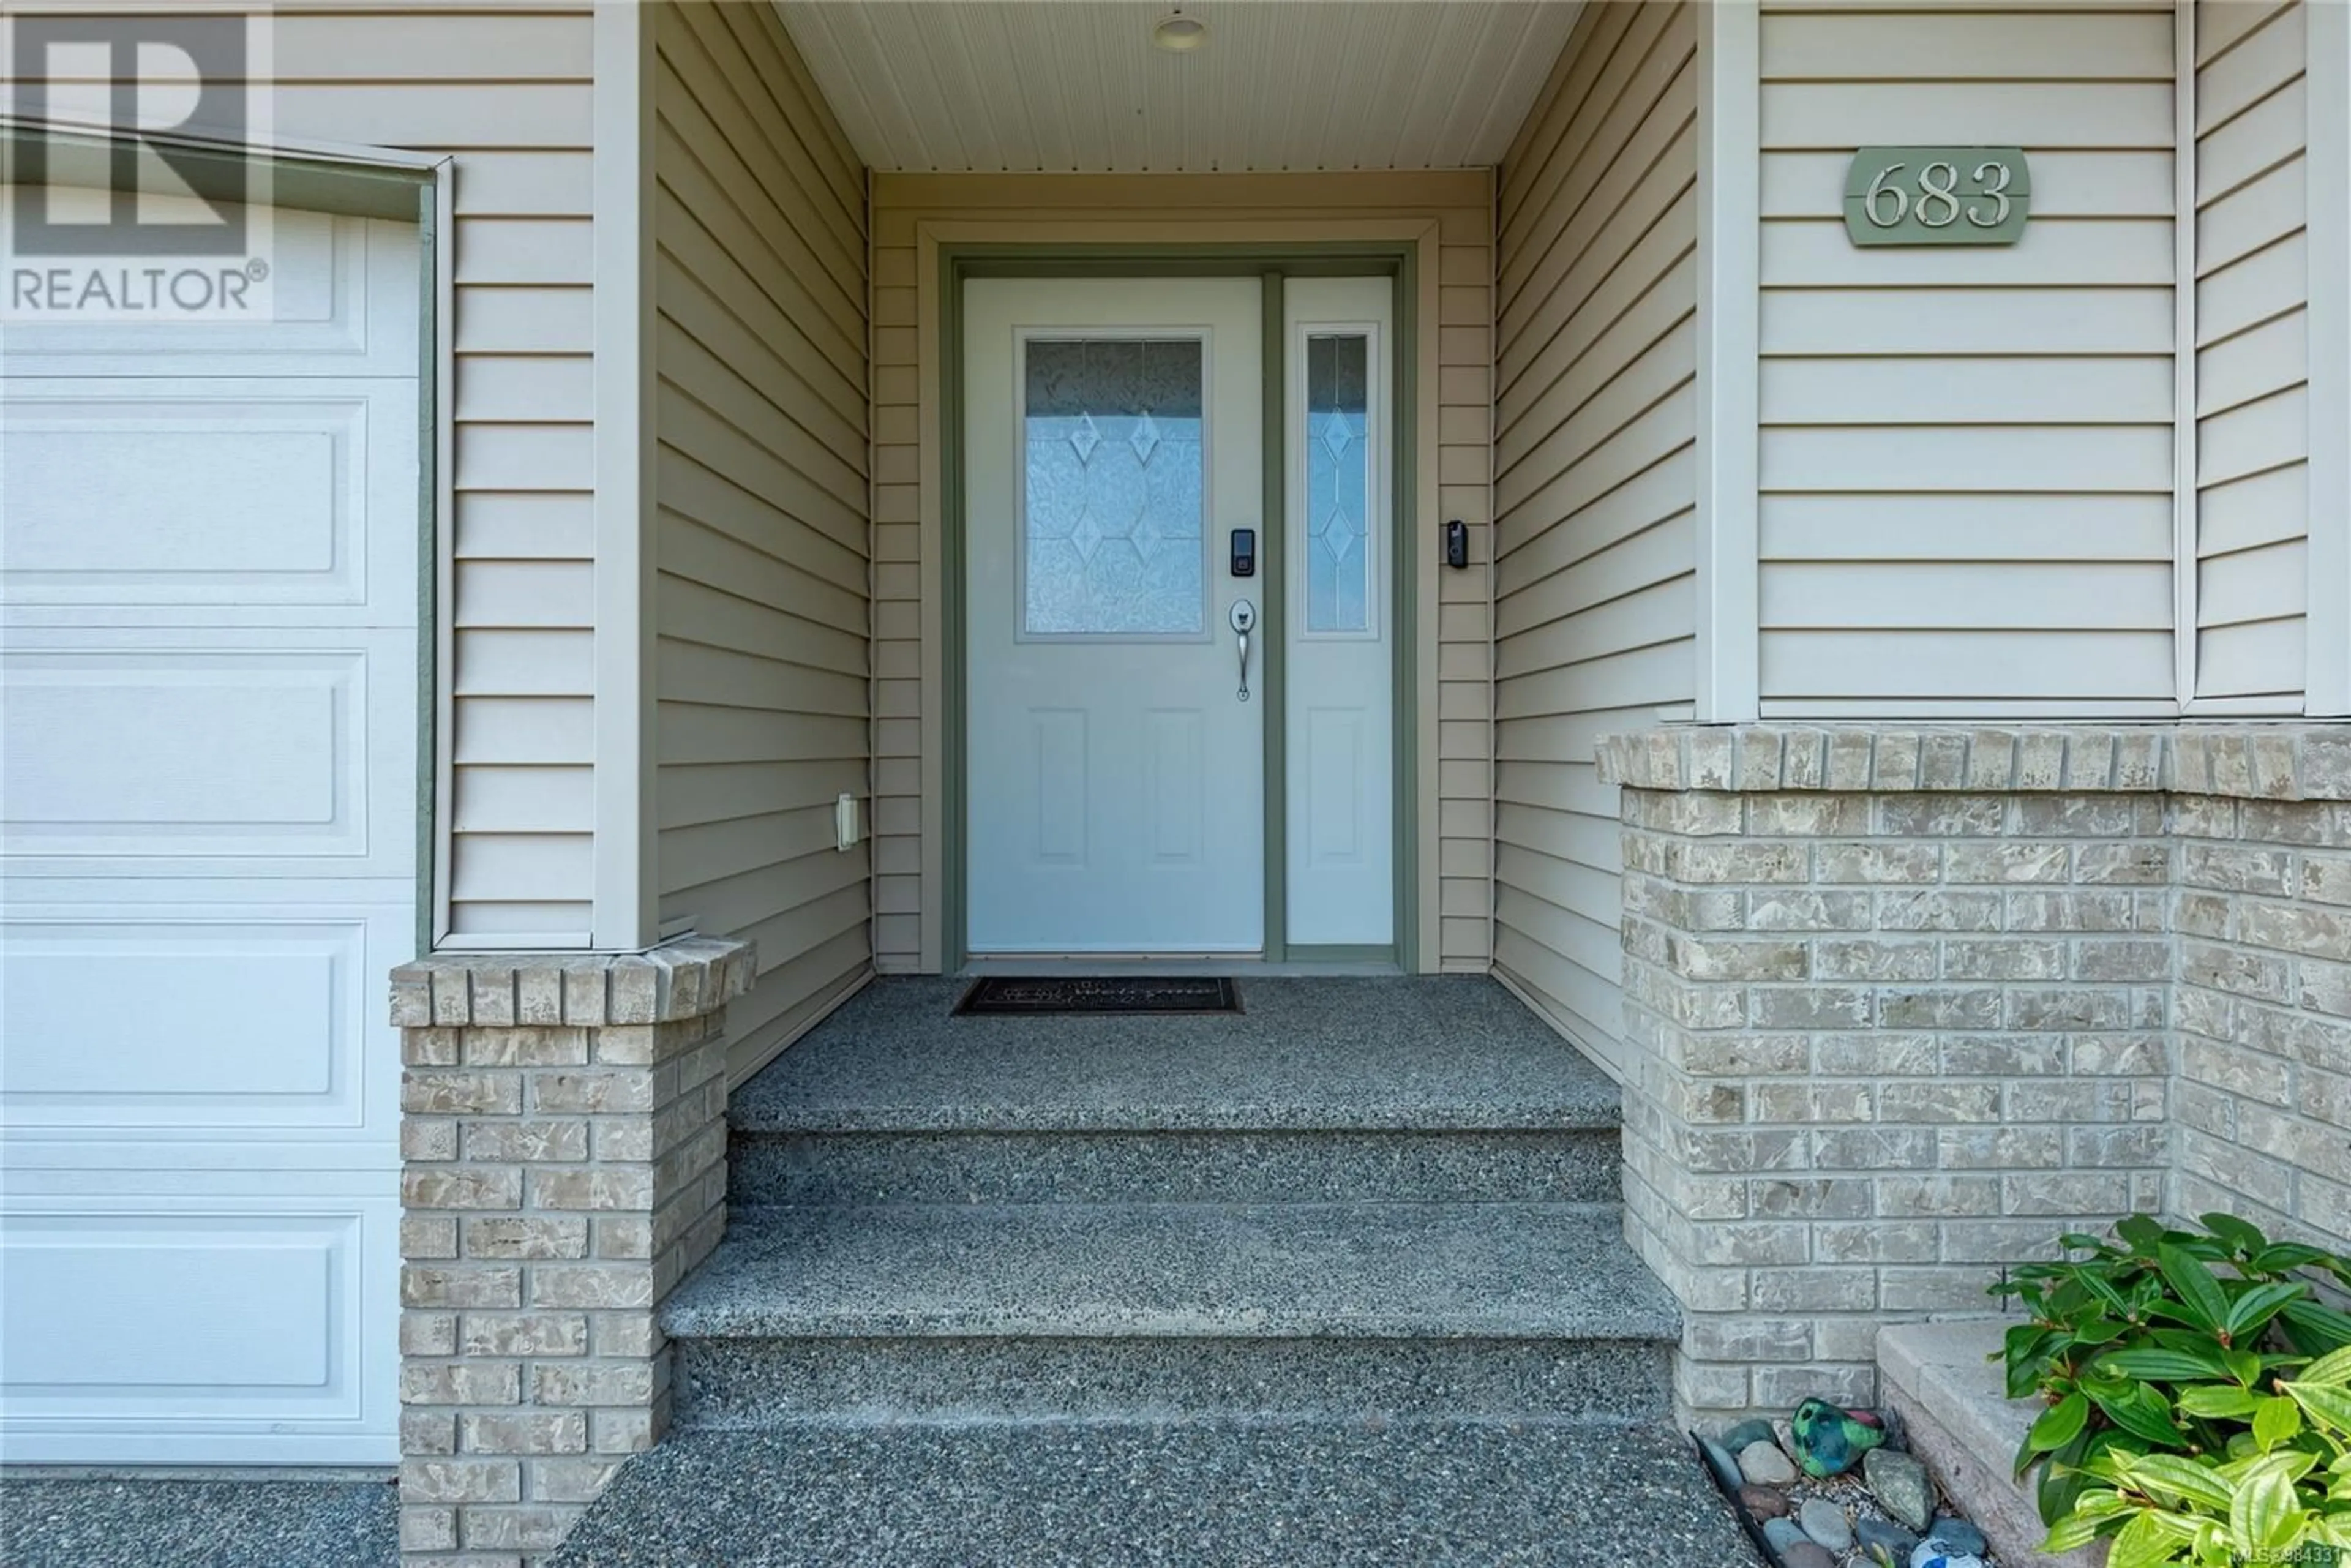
[1862,159,2016,230]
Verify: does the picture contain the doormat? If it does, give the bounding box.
[953,976,1243,1016]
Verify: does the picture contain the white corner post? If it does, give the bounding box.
[2308,0,2351,716]
[2174,0,2202,711]
[1694,0,1761,724]
[591,0,659,950]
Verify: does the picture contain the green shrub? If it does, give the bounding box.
[2041,1345,2351,1567]
[1993,1212,2351,1530]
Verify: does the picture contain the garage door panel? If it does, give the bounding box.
[1,634,414,873]
[1,379,418,615]
[0,201,419,1466]
[0,212,419,378]
[2,648,370,859]
[1,915,391,1137]
[0,1199,394,1464]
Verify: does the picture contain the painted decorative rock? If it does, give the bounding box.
[1911,1542,1985,1568]
[1798,1498,1853,1553]
[1927,1516,1986,1556]
[1738,1439,1798,1487]
[1790,1395,1889,1477]
[1865,1448,1935,1534]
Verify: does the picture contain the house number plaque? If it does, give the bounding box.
[1843,147,2030,247]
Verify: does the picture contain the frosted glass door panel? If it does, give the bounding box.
[1305,334,1371,636]
[1022,338,1205,638]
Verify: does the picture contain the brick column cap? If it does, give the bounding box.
[1597,722,2351,802]
[389,937,754,1029]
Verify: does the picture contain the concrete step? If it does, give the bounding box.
[664,1201,1679,1425]
[728,1125,1622,1206]
[548,1420,1763,1568]
[723,975,1625,1206]
[727,977,1622,1135]
[1877,1319,2103,1567]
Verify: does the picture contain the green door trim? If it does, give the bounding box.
[939,241,1419,972]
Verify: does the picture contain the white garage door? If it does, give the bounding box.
[0,209,419,1464]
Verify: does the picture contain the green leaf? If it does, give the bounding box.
[2254,1395,2304,1450]
[2121,1454,2237,1512]
[2107,1508,2185,1568]
[2031,1392,2093,1456]
[2177,1384,2260,1420]
[2284,1302,2351,1357]
[2201,1212,2271,1257]
[2158,1245,2230,1334]
[2071,1488,2138,1520]
[2255,1243,2331,1275]
[2103,1347,2235,1383]
[2228,1281,2310,1342]
[2042,1511,2117,1554]
[2118,1215,2169,1253]
[2298,1344,2351,1387]
[2230,1456,2302,1550]
[2074,1316,2129,1349]
[2285,1379,2351,1436]
[2090,1381,2189,1449]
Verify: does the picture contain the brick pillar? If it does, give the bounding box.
[1599,727,2174,1423]
[388,939,752,1566]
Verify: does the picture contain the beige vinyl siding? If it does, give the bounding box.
[2195,0,2309,705]
[651,1,872,1084]
[266,2,600,939]
[1756,4,2179,714]
[1491,0,1699,1081]
[869,172,1491,974]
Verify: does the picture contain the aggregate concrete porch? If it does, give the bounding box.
[556,977,1753,1566]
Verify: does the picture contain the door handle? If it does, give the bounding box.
[1229,599,1256,702]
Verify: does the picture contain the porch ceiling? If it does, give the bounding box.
[771,1,1583,174]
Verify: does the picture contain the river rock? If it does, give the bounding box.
[1857,1516,1920,1560]
[1698,1436,1743,1491]
[1798,1498,1853,1553]
[1739,1439,1798,1487]
[1865,1447,1935,1534]
[1782,1545,1837,1568]
[1763,1517,1807,1555]
[1722,1417,1776,1453]
[1738,1485,1788,1520]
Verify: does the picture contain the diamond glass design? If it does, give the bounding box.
[1305,334,1371,635]
[1023,339,1205,636]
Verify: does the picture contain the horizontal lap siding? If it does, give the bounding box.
[2195,0,2308,705]
[1757,4,2179,714]
[652,1,872,1084]
[253,5,597,939]
[868,172,1492,974]
[271,3,599,939]
[1492,0,1700,1081]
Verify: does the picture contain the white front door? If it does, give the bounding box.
[0,209,416,1463]
[966,278,1264,954]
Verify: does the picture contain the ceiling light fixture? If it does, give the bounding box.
[1151,11,1209,51]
